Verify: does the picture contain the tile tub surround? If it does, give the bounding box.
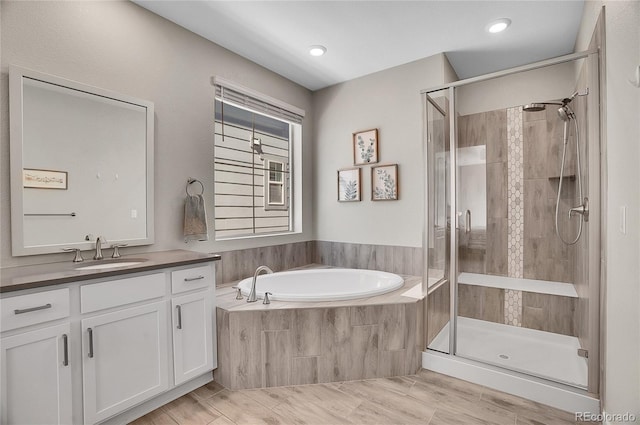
[214,275,424,390]
[215,241,314,285]
[215,241,422,286]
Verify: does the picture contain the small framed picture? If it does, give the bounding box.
[352,128,379,165]
[23,168,68,190]
[372,164,398,201]
[337,168,361,202]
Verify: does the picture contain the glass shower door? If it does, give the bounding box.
[424,90,451,354]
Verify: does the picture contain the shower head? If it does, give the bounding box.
[523,103,546,112]
[557,105,575,122]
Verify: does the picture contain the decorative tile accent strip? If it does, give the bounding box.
[505,289,522,327]
[506,106,524,326]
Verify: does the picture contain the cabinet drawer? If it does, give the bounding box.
[171,264,213,294]
[81,273,165,314]
[1,288,70,332]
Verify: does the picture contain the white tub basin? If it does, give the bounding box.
[236,268,404,302]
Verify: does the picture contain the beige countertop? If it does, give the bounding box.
[217,266,424,312]
[0,249,221,293]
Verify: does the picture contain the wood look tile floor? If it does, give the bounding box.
[130,370,598,425]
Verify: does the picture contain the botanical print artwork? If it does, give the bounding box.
[353,129,379,165]
[337,168,361,202]
[372,164,398,201]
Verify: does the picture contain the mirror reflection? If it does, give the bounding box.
[10,66,154,256]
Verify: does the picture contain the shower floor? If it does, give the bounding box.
[429,317,588,388]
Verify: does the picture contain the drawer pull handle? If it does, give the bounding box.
[88,328,94,358]
[176,305,182,330]
[62,334,69,366]
[14,303,52,315]
[184,275,205,282]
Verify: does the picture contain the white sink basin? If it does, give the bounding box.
[75,259,146,271]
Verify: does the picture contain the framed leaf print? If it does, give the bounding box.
[372,164,398,201]
[337,168,361,202]
[352,128,379,165]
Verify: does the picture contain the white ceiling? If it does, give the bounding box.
[134,0,585,91]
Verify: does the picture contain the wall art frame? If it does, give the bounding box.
[371,164,398,201]
[352,128,379,165]
[337,167,361,202]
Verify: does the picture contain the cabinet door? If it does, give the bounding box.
[172,291,213,385]
[1,323,72,425]
[82,302,168,424]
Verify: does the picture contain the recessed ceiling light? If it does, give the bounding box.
[487,18,511,34]
[309,45,327,57]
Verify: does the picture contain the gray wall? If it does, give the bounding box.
[312,54,456,248]
[0,1,314,267]
[577,0,640,417]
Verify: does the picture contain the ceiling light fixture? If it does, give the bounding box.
[309,45,327,57]
[487,18,511,34]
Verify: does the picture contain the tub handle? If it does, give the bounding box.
[232,286,243,300]
[263,292,272,305]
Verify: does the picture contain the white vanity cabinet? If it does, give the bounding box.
[1,323,73,425]
[0,256,218,425]
[81,302,169,424]
[0,288,72,425]
[171,264,215,386]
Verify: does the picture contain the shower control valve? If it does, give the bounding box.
[569,197,589,222]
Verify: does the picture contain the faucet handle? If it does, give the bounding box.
[110,244,128,258]
[231,286,243,300]
[263,292,272,305]
[62,248,84,263]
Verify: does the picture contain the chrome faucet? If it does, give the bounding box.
[94,236,107,260]
[248,265,273,302]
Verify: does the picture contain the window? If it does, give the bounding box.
[213,79,303,240]
[264,156,288,210]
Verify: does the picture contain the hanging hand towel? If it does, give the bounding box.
[184,194,209,242]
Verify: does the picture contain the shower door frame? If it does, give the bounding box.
[421,48,601,395]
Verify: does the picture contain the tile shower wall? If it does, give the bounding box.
[457,105,577,332]
[522,107,576,284]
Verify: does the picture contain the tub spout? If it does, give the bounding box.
[248,265,273,302]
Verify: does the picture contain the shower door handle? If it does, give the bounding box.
[465,210,471,233]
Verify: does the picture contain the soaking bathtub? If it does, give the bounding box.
[235,268,404,302]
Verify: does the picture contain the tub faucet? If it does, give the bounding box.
[248,265,273,303]
[94,236,107,260]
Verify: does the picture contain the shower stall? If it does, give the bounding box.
[421,50,601,412]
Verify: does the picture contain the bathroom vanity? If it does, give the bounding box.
[0,250,220,425]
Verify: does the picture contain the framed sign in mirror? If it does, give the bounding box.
[9,65,155,256]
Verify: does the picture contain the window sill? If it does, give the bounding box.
[214,230,301,242]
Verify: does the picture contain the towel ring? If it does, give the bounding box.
[186,178,204,196]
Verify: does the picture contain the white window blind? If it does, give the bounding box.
[213,80,303,239]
